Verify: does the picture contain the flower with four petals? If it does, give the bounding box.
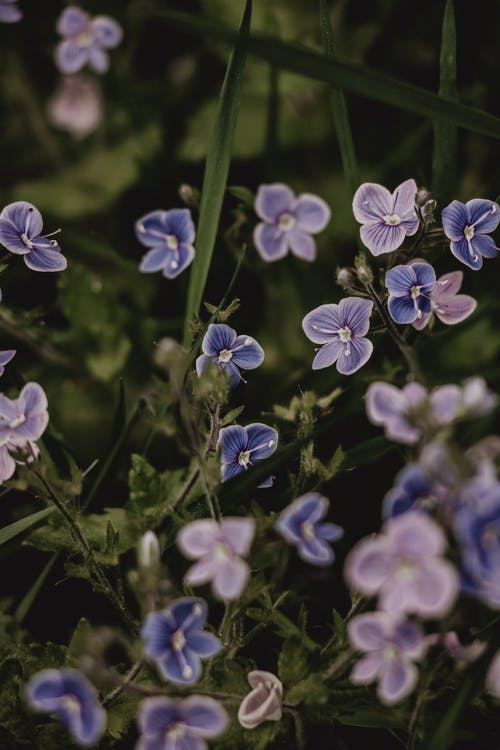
[385,262,436,325]
[218,422,278,487]
[195,323,264,387]
[352,179,419,255]
[0,201,67,272]
[411,269,476,330]
[135,208,195,279]
[442,198,500,270]
[55,5,123,75]
[276,493,344,566]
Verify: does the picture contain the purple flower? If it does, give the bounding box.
[0,382,49,483]
[348,612,428,705]
[345,511,459,618]
[195,324,264,387]
[0,202,67,272]
[48,75,103,138]
[142,598,221,685]
[412,270,476,330]
[25,669,105,747]
[137,695,228,750]
[365,381,461,444]
[0,349,15,377]
[55,6,123,75]
[276,493,344,566]
[442,198,500,270]
[253,183,330,262]
[218,422,278,487]
[177,517,255,601]
[352,179,419,255]
[302,297,373,374]
[385,262,436,324]
[442,631,485,665]
[383,464,435,519]
[135,209,195,279]
[238,671,283,729]
[486,652,500,700]
[0,0,21,23]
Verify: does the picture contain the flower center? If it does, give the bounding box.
[383,644,398,660]
[213,541,231,562]
[62,694,81,714]
[383,213,402,226]
[21,232,34,249]
[218,348,233,363]
[76,31,94,47]
[166,234,179,250]
[464,225,475,241]
[9,415,25,429]
[171,629,186,652]
[278,212,295,231]
[300,520,315,540]
[337,326,352,343]
[238,450,251,466]
[167,723,186,741]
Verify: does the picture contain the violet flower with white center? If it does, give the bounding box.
[411,270,476,330]
[302,297,373,375]
[0,382,49,483]
[352,179,419,255]
[253,183,330,262]
[177,517,255,601]
[345,511,459,618]
[486,652,500,700]
[218,422,278,487]
[48,75,103,138]
[365,381,461,444]
[137,695,228,750]
[385,262,436,325]
[142,597,222,685]
[442,198,500,270]
[55,6,123,75]
[195,323,264,387]
[238,671,283,729]
[0,202,67,272]
[276,493,344,566]
[0,0,21,23]
[135,208,195,279]
[0,349,15,377]
[348,612,428,705]
[25,669,106,747]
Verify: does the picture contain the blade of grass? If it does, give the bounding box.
[433,0,458,205]
[14,552,58,622]
[182,0,252,346]
[0,506,55,546]
[143,6,500,141]
[319,0,359,198]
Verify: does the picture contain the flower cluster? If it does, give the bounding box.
[0,381,48,483]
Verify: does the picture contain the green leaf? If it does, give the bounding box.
[278,637,310,686]
[433,0,457,204]
[182,0,252,346]
[149,7,500,141]
[0,507,54,547]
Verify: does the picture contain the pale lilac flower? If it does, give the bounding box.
[442,198,500,270]
[142,598,221,685]
[352,179,419,255]
[238,671,283,729]
[0,202,67,272]
[0,382,49,483]
[195,324,264,387]
[302,297,373,374]
[0,0,21,23]
[412,270,476,330]
[218,423,278,487]
[26,669,106,746]
[253,183,330,262]
[177,517,255,601]
[276,493,344,566]
[365,381,461,444]
[135,208,195,279]
[55,6,123,75]
[137,695,228,750]
[48,75,103,138]
[0,350,15,377]
[348,612,427,705]
[345,511,459,618]
[385,262,436,324]
[442,631,485,665]
[486,652,500,700]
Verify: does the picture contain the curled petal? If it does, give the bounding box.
[297,535,335,566]
[238,672,283,729]
[0,201,44,237]
[470,233,498,259]
[254,183,295,222]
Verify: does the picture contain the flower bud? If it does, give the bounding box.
[355,262,373,285]
[138,531,160,569]
[238,671,283,729]
[336,267,353,290]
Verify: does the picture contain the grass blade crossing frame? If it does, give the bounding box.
[433,0,458,204]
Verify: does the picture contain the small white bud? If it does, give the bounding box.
[138,531,160,569]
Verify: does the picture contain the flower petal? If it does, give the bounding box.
[163,209,196,245]
[0,2,22,22]
[230,336,264,370]
[442,200,468,241]
[344,537,393,595]
[430,385,461,424]
[57,6,89,35]
[287,228,316,261]
[361,221,406,255]
[350,652,384,683]
[0,218,30,255]
[392,179,418,218]
[0,445,15,481]
[201,324,236,356]
[388,296,417,324]
[185,631,222,658]
[348,612,388,651]
[365,382,406,424]
[138,696,181,734]
[221,517,255,556]
[316,522,344,542]
[412,262,436,288]
[297,536,334,566]
[246,423,278,460]
[218,425,248,462]
[88,46,109,74]
[184,557,218,587]
[294,193,331,233]
[56,40,89,74]
[0,201,43,236]
[386,511,446,558]
[338,297,373,336]
[159,647,202,685]
[177,520,219,559]
[352,183,392,223]
[450,238,483,270]
[302,303,342,344]
[181,696,229,738]
[24,244,67,272]
[413,561,459,618]
[91,16,123,48]
[431,271,463,300]
[336,336,373,375]
[311,339,343,370]
[253,223,288,262]
[466,198,500,233]
[470,233,498,259]
[434,294,476,325]
[385,265,417,296]
[170,598,207,632]
[139,246,168,272]
[142,612,174,658]
[135,211,169,247]
[162,244,195,279]
[213,557,249,600]
[378,658,417,705]
[254,183,295,222]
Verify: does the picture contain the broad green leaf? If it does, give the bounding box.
[183,0,252,345]
[0,507,54,547]
[433,0,458,204]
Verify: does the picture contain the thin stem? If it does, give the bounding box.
[103,660,145,706]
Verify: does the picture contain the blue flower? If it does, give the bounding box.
[302,297,373,374]
[218,422,278,487]
[135,208,195,279]
[141,597,222,685]
[55,6,123,75]
[385,262,436,324]
[0,202,67,272]
[0,0,22,23]
[276,493,343,566]
[383,464,434,519]
[25,669,105,747]
[195,323,264,387]
[442,198,500,270]
[137,695,228,750]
